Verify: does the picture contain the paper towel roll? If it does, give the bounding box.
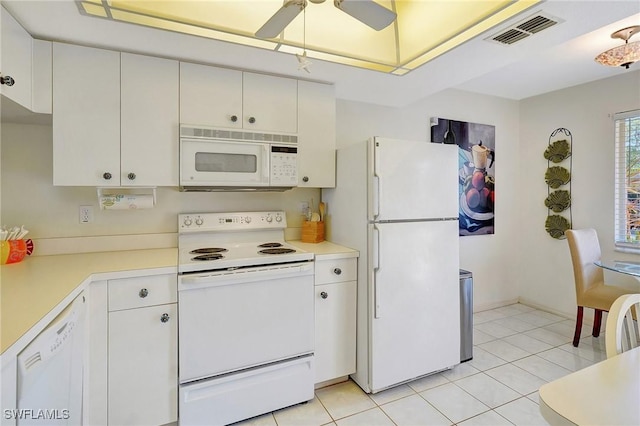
[100,194,155,210]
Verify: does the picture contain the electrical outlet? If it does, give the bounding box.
[79,205,93,224]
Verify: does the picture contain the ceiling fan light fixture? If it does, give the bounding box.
[595,25,640,69]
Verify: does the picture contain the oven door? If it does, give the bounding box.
[178,262,315,383]
[180,138,269,187]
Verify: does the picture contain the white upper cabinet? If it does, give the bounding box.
[297,81,336,188]
[180,62,297,134]
[1,6,33,110]
[242,72,297,134]
[53,43,121,186]
[32,39,52,114]
[121,53,179,186]
[53,44,179,186]
[180,62,242,129]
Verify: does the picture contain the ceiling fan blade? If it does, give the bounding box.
[256,0,307,39]
[334,0,396,31]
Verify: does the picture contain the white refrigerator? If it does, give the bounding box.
[324,137,460,393]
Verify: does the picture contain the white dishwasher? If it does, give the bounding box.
[16,293,86,425]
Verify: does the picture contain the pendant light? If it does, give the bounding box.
[594,25,640,69]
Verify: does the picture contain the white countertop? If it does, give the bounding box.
[288,240,359,260]
[1,248,177,354]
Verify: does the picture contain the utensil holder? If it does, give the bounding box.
[1,239,33,265]
[301,221,325,243]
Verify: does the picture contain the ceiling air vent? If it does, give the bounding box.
[488,12,561,45]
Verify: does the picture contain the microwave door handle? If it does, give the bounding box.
[263,145,270,182]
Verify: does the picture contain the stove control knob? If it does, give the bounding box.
[184,218,193,227]
[195,217,204,226]
[245,216,252,223]
[266,216,273,223]
[275,215,283,222]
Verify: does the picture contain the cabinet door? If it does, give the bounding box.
[32,39,52,114]
[1,6,32,109]
[243,72,297,133]
[108,303,177,426]
[180,62,242,129]
[53,43,120,186]
[297,81,336,187]
[121,53,179,186]
[315,281,357,383]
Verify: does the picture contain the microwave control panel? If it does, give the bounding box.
[270,146,298,186]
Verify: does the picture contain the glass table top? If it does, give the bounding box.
[594,260,640,277]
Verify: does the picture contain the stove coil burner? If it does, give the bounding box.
[258,242,283,248]
[192,253,225,261]
[259,248,296,255]
[189,248,228,254]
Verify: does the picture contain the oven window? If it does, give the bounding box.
[195,152,257,173]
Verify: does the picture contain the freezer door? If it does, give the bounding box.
[372,138,458,221]
[369,220,460,392]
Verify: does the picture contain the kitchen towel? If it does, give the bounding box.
[100,194,154,210]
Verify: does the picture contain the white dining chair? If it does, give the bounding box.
[605,293,640,358]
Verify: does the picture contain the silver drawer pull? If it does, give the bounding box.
[320,291,328,299]
[139,288,149,298]
[160,313,170,323]
[333,268,342,275]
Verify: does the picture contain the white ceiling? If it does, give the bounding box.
[2,0,640,108]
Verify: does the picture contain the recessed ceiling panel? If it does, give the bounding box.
[78,0,542,73]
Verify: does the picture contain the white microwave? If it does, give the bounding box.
[179,125,298,191]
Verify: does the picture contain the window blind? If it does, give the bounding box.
[614,109,640,250]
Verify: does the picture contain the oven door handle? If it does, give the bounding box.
[179,263,313,289]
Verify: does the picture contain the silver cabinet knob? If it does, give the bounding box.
[302,176,309,183]
[248,117,256,124]
[320,291,328,299]
[333,268,342,275]
[1,75,15,86]
[139,288,148,298]
[127,172,136,180]
[160,313,170,323]
[230,115,238,122]
[103,172,112,180]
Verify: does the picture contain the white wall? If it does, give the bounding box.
[333,90,522,310]
[518,70,640,320]
[0,122,320,244]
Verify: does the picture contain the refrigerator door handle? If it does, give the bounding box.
[372,225,381,318]
[372,175,380,220]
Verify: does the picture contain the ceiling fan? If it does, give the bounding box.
[255,0,397,39]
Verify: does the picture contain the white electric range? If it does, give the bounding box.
[177,211,315,425]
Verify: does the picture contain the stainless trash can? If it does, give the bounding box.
[460,269,473,362]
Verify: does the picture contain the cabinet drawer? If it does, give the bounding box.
[108,274,177,311]
[314,258,356,284]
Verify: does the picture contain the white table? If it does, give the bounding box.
[539,346,640,425]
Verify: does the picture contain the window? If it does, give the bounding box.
[614,109,640,250]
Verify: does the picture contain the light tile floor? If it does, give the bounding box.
[235,303,607,426]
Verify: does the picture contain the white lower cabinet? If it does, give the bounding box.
[314,257,357,384]
[108,304,177,426]
[105,274,177,426]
